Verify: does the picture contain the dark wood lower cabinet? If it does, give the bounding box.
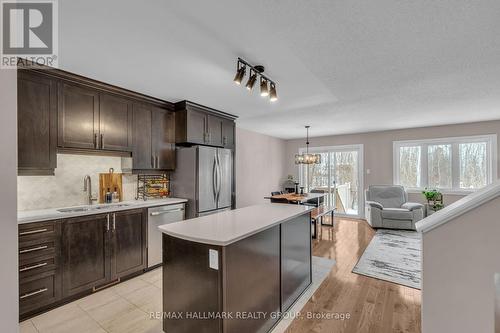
[112,209,147,278]
[61,214,111,297]
[20,208,147,320]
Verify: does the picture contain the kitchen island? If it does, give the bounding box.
[159,203,313,333]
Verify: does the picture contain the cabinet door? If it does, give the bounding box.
[132,103,153,169]
[61,215,111,297]
[111,210,146,279]
[152,106,175,170]
[99,93,132,151]
[207,115,223,147]
[18,71,57,175]
[221,119,235,148]
[185,109,207,145]
[58,83,99,149]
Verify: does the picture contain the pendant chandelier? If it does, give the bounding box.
[295,126,321,164]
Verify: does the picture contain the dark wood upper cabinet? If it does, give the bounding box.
[175,101,237,148]
[99,94,133,151]
[207,114,223,146]
[132,103,153,169]
[111,209,146,279]
[222,118,235,149]
[17,70,57,175]
[58,83,99,150]
[152,106,176,170]
[61,214,110,297]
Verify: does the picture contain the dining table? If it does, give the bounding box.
[264,192,327,206]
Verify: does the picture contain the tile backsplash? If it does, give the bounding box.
[18,154,137,211]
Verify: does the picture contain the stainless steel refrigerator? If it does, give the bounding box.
[171,146,233,218]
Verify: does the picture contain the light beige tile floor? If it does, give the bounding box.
[20,268,164,333]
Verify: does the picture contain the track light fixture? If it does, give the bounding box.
[246,69,257,90]
[233,62,246,85]
[233,58,278,102]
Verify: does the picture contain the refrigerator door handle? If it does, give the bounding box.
[217,151,222,203]
[212,155,218,204]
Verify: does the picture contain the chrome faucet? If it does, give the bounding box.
[83,175,98,205]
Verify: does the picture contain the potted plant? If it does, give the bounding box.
[422,188,444,215]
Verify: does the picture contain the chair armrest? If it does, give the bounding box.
[366,201,383,210]
[401,202,424,211]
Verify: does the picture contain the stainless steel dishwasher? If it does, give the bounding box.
[147,203,185,268]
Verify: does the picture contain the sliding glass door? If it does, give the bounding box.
[300,145,363,217]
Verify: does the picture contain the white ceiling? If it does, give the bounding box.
[59,0,500,139]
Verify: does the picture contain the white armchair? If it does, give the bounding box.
[365,185,424,230]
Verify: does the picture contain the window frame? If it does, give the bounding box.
[393,134,498,194]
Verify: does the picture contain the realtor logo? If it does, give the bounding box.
[1,0,58,68]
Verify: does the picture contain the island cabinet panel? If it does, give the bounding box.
[17,70,58,175]
[222,226,281,333]
[58,83,100,150]
[281,213,312,311]
[61,214,111,297]
[162,212,312,333]
[99,93,133,151]
[163,235,222,333]
[111,209,147,278]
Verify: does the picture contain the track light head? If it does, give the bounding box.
[233,65,246,85]
[260,79,269,97]
[246,71,257,90]
[269,83,278,102]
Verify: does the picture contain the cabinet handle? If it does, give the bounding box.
[156,156,160,169]
[150,208,184,216]
[20,288,48,300]
[19,245,48,254]
[106,214,110,232]
[94,133,98,149]
[223,136,227,145]
[19,228,48,236]
[100,134,104,149]
[151,155,155,168]
[112,213,116,231]
[20,262,48,272]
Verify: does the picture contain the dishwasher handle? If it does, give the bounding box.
[150,208,184,216]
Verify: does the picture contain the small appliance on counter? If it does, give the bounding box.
[99,168,123,203]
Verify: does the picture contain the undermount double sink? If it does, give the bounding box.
[57,204,131,213]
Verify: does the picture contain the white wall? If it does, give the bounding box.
[0,70,19,331]
[18,154,137,211]
[235,127,287,208]
[421,196,500,332]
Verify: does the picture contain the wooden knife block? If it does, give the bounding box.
[99,172,123,203]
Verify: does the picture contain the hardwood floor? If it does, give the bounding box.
[286,217,421,333]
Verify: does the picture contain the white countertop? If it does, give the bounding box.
[158,203,313,246]
[18,198,188,224]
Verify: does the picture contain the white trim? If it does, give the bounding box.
[393,134,497,191]
[416,179,500,233]
[298,144,364,219]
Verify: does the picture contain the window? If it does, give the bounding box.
[393,135,497,192]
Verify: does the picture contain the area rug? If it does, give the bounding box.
[270,256,336,333]
[352,229,421,289]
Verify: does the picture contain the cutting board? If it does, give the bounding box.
[99,168,123,203]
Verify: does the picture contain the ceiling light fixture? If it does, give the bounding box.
[233,62,246,85]
[233,58,277,102]
[260,77,269,97]
[246,69,257,90]
[295,126,321,165]
[269,83,278,102]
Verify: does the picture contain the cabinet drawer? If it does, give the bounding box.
[19,221,57,242]
[20,256,57,280]
[20,270,60,315]
[19,240,56,262]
